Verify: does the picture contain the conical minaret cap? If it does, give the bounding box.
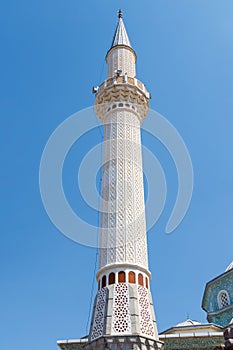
[110,9,133,49]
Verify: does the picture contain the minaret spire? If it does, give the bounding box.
[106,10,136,79]
[110,9,133,49]
[118,9,122,18]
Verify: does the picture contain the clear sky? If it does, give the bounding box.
[1,1,233,349]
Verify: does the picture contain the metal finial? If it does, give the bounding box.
[118,9,123,18]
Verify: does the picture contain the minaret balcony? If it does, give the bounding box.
[95,76,151,123]
[98,75,151,99]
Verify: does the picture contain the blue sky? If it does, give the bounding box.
[1,1,233,349]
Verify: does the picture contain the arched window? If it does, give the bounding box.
[108,272,115,285]
[138,273,144,286]
[118,271,126,283]
[129,271,136,284]
[145,277,149,289]
[102,275,106,288]
[218,290,230,309]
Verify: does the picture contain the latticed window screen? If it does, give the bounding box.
[218,291,230,309]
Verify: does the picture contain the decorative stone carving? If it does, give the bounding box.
[107,47,136,78]
[98,110,149,270]
[112,283,131,334]
[138,285,155,337]
[90,288,107,341]
[95,84,149,123]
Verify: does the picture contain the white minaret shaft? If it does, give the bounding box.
[87,11,163,350]
[99,109,148,270]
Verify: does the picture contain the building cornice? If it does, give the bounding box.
[207,304,233,317]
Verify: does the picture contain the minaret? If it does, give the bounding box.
[86,11,163,350]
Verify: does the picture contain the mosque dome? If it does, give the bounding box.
[225,261,233,272]
[175,319,202,327]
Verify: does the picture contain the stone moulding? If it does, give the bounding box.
[85,335,164,350]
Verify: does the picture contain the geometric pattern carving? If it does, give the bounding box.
[107,47,136,78]
[137,285,155,337]
[112,283,131,334]
[90,287,107,341]
[98,110,149,270]
[95,86,149,123]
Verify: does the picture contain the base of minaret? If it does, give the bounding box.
[86,283,163,350]
[86,335,163,350]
